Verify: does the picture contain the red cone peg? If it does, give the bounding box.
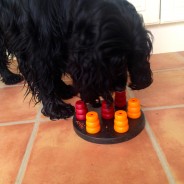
[115,91,126,108]
[75,100,88,121]
[101,100,114,119]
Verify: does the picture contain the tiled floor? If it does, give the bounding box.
[0,52,184,184]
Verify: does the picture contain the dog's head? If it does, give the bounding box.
[66,0,153,104]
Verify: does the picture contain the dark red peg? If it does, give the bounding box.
[115,91,126,108]
[101,100,114,119]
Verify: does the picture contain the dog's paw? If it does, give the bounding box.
[60,84,77,100]
[41,100,75,120]
[2,73,24,85]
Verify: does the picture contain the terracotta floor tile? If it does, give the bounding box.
[133,70,184,107]
[62,74,72,83]
[23,120,168,184]
[0,52,183,184]
[0,123,33,184]
[0,86,39,123]
[145,108,184,183]
[0,81,6,88]
[0,81,24,89]
[9,59,19,73]
[150,52,184,71]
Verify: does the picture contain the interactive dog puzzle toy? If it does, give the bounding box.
[75,100,88,121]
[114,110,129,133]
[73,91,145,144]
[86,112,101,134]
[101,100,114,119]
[115,91,127,109]
[127,98,141,119]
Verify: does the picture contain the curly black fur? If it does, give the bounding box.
[0,30,23,85]
[0,0,153,120]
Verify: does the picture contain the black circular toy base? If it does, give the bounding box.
[73,105,145,144]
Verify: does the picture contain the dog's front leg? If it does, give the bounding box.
[18,57,75,120]
[41,94,75,120]
[0,31,23,85]
[40,78,75,120]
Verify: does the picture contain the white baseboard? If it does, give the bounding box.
[146,22,184,54]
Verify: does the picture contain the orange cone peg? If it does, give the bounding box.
[127,98,141,119]
[114,110,129,133]
[86,111,101,134]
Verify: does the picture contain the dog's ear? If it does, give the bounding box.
[120,2,153,90]
[128,29,153,90]
[106,0,153,90]
[128,56,153,90]
[127,15,153,91]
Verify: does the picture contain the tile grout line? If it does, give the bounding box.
[0,116,73,127]
[153,66,184,73]
[127,88,176,184]
[0,84,24,89]
[0,120,35,127]
[15,104,43,184]
[142,104,184,111]
[145,120,176,184]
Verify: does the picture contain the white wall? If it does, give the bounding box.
[146,22,184,54]
[128,0,184,54]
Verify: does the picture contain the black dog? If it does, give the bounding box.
[0,0,153,120]
[0,22,23,85]
[0,53,23,85]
